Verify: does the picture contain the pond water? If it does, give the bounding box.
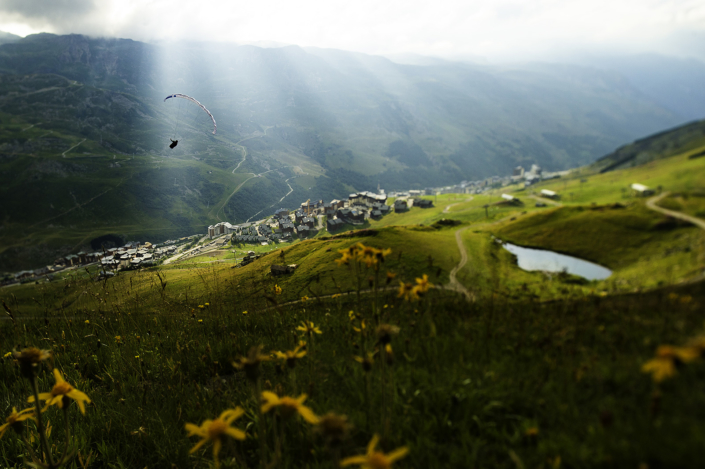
[500,242,612,280]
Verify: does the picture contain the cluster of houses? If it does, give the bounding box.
[0,239,189,286]
[209,189,439,243]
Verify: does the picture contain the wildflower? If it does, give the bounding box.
[29,368,91,414]
[641,345,699,382]
[301,295,310,302]
[242,311,248,315]
[316,412,350,447]
[0,407,35,439]
[353,319,367,334]
[353,352,376,372]
[525,427,539,437]
[274,284,282,295]
[384,344,394,366]
[341,434,408,469]
[198,319,203,323]
[114,336,123,345]
[3,352,11,359]
[413,274,434,294]
[297,321,322,336]
[84,320,90,325]
[376,324,400,345]
[272,341,307,369]
[332,293,341,299]
[397,281,419,301]
[13,347,51,379]
[375,248,392,263]
[357,244,379,268]
[205,302,210,306]
[185,408,246,469]
[232,345,270,382]
[261,391,319,424]
[335,251,353,266]
[198,305,205,309]
[385,271,397,285]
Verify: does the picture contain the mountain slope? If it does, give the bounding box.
[0,33,693,269]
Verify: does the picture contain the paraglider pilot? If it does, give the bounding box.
[169,138,178,149]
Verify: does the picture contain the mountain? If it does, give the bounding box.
[570,54,705,122]
[0,32,694,269]
[0,31,20,46]
[593,118,705,173]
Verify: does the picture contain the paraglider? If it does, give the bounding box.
[164,93,217,147]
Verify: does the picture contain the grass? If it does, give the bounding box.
[2,252,705,468]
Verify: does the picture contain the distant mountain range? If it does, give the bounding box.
[0,32,703,269]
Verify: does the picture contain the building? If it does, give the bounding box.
[631,183,654,196]
[415,199,434,209]
[327,218,344,231]
[394,200,408,212]
[540,189,559,199]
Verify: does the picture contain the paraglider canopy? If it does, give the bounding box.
[164,94,217,135]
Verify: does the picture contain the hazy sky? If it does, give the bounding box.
[0,0,703,61]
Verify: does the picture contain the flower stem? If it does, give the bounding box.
[30,375,55,467]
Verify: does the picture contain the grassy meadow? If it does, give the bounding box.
[2,138,705,468]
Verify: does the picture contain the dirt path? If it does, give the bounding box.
[647,191,705,230]
[443,197,474,214]
[445,226,474,301]
[62,139,86,158]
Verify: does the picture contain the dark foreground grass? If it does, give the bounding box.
[2,254,705,468]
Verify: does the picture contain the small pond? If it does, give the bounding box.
[500,242,612,281]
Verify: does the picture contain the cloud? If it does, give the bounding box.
[0,0,702,61]
[0,0,98,26]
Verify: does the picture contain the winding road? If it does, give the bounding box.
[446,226,474,301]
[647,191,705,230]
[443,197,474,214]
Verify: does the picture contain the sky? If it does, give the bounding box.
[0,0,704,62]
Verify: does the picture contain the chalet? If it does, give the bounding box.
[540,189,559,199]
[323,202,336,217]
[64,254,78,266]
[393,200,408,212]
[330,199,345,209]
[297,225,311,238]
[327,218,344,231]
[415,199,434,209]
[379,204,391,214]
[274,208,290,219]
[631,183,654,196]
[281,223,295,235]
[294,210,305,224]
[371,210,382,218]
[302,216,316,228]
[348,209,365,223]
[349,191,387,207]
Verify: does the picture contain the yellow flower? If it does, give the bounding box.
[332,293,341,299]
[198,305,205,309]
[272,341,307,368]
[84,320,90,325]
[0,407,35,439]
[274,284,282,295]
[353,319,367,334]
[3,352,11,359]
[335,251,353,266]
[301,295,310,302]
[376,324,400,345]
[414,274,434,294]
[397,281,419,301]
[13,347,52,378]
[353,352,376,372]
[198,319,203,323]
[232,345,270,382]
[185,408,246,469]
[641,345,699,382]
[29,368,91,414]
[205,302,210,306]
[261,391,319,424]
[525,427,539,437]
[242,311,248,315]
[385,271,397,285]
[316,412,350,446]
[341,434,409,469]
[114,336,123,344]
[297,321,322,335]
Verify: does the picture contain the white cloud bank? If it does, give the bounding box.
[0,0,703,61]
